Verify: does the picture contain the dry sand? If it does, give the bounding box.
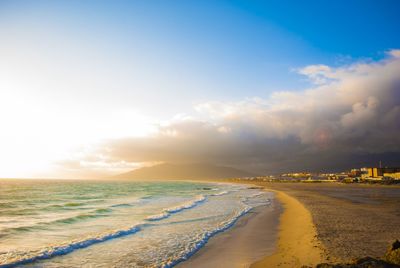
[251,190,326,268]
[258,183,400,263]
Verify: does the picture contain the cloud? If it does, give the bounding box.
[64,50,400,174]
[297,64,333,85]
[388,49,400,58]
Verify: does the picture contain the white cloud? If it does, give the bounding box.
[62,50,400,174]
[388,49,400,58]
[297,64,334,84]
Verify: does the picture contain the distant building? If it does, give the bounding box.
[367,167,400,178]
[383,172,400,180]
[335,174,348,181]
[349,168,367,178]
[360,167,368,173]
[281,172,311,179]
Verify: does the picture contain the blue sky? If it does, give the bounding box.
[2,0,399,107]
[0,0,399,177]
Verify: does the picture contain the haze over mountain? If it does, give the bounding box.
[114,163,256,180]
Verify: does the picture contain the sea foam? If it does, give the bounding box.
[146,195,207,221]
[160,205,253,268]
[0,181,273,268]
[0,223,146,268]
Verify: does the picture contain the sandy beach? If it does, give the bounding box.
[259,183,400,262]
[251,190,327,268]
[179,182,327,268]
[179,181,400,268]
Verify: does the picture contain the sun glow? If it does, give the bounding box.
[0,89,156,178]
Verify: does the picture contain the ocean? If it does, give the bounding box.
[0,179,272,267]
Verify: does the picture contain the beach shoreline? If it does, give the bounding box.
[179,180,400,268]
[178,181,327,268]
[177,189,282,268]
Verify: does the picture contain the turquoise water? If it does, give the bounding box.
[0,179,272,267]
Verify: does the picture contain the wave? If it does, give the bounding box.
[249,192,264,198]
[0,223,145,268]
[51,208,112,224]
[0,202,17,209]
[1,198,145,236]
[52,208,114,224]
[64,202,84,207]
[165,195,206,213]
[110,203,133,208]
[209,190,229,196]
[161,205,253,268]
[1,208,114,235]
[109,198,143,208]
[146,195,207,221]
[1,205,251,268]
[146,212,170,221]
[36,200,104,213]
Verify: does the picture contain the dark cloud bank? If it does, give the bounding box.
[91,51,400,174]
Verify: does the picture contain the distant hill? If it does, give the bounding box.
[114,163,256,180]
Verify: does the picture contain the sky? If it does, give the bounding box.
[0,0,399,178]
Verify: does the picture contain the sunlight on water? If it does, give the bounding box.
[0,180,272,267]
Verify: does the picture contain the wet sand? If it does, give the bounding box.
[177,192,282,268]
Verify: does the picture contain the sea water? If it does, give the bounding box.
[0,179,272,267]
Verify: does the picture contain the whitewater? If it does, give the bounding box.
[0,179,273,267]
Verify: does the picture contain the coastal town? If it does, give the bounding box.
[238,166,400,184]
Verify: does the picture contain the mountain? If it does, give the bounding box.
[114,163,256,180]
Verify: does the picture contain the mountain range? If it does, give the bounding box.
[114,163,256,180]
